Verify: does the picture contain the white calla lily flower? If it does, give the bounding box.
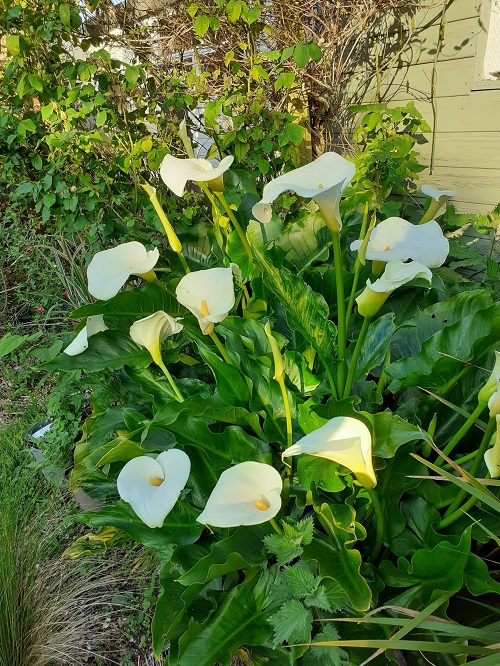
[350,218,449,268]
[356,261,432,318]
[176,265,236,334]
[420,184,458,221]
[63,315,108,356]
[251,152,356,231]
[197,461,283,527]
[160,154,234,197]
[484,416,500,478]
[129,311,183,367]
[488,379,500,417]
[117,449,191,528]
[87,241,160,301]
[283,416,377,489]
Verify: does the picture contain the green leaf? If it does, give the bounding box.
[269,599,313,647]
[274,72,295,91]
[285,123,305,146]
[59,2,71,27]
[176,571,277,665]
[275,211,329,271]
[6,35,20,56]
[297,456,346,493]
[28,73,44,92]
[187,3,198,18]
[95,110,107,127]
[307,42,322,62]
[81,501,202,557]
[380,529,472,604]
[15,182,34,196]
[177,525,270,586]
[194,14,209,36]
[387,301,500,392]
[227,0,242,22]
[252,244,337,360]
[0,333,26,359]
[71,282,184,319]
[40,331,151,372]
[125,64,141,87]
[303,505,371,612]
[246,6,261,23]
[348,313,395,382]
[31,154,43,170]
[43,192,56,208]
[294,43,309,68]
[198,345,251,407]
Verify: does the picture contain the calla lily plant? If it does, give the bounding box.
[160,154,234,196]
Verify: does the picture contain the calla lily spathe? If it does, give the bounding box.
[160,154,234,197]
[129,311,183,367]
[420,184,458,221]
[196,461,283,527]
[117,449,191,528]
[283,416,377,489]
[356,260,432,318]
[87,241,159,301]
[63,315,108,356]
[484,415,500,478]
[176,265,236,334]
[350,218,449,268]
[251,152,356,231]
[479,351,500,406]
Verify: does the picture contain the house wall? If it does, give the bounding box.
[353,0,500,213]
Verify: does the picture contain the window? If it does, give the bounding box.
[473,0,500,89]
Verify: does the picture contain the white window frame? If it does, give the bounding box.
[472,0,500,90]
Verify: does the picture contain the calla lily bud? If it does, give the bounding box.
[175,265,236,335]
[129,311,183,367]
[160,154,234,197]
[350,218,449,268]
[283,416,377,489]
[478,351,500,406]
[140,183,183,253]
[484,415,500,478]
[356,260,433,318]
[488,381,500,417]
[251,152,355,230]
[178,119,195,159]
[87,241,160,301]
[117,449,191,528]
[63,315,108,356]
[196,461,283,527]
[264,321,284,380]
[420,184,458,223]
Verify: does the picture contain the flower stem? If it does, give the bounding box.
[209,329,233,365]
[345,202,370,331]
[158,361,184,402]
[343,317,372,398]
[437,478,490,530]
[177,251,190,274]
[215,191,253,260]
[439,416,496,525]
[332,231,346,394]
[366,488,384,561]
[270,517,283,535]
[320,355,338,400]
[435,402,486,467]
[277,376,293,449]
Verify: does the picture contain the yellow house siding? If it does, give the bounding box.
[355,0,500,212]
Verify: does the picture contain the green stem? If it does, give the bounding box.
[270,517,283,535]
[209,329,233,365]
[443,450,478,469]
[345,203,370,331]
[332,231,346,394]
[343,317,372,399]
[277,376,293,449]
[320,355,338,400]
[215,191,253,260]
[440,416,496,524]
[366,488,384,561]
[437,482,489,530]
[158,361,184,402]
[177,251,190,274]
[435,402,486,467]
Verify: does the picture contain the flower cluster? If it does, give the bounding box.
[61,144,456,531]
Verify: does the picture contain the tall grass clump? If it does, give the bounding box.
[0,422,123,666]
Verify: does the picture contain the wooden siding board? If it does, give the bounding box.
[416,132,500,169]
[405,16,481,65]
